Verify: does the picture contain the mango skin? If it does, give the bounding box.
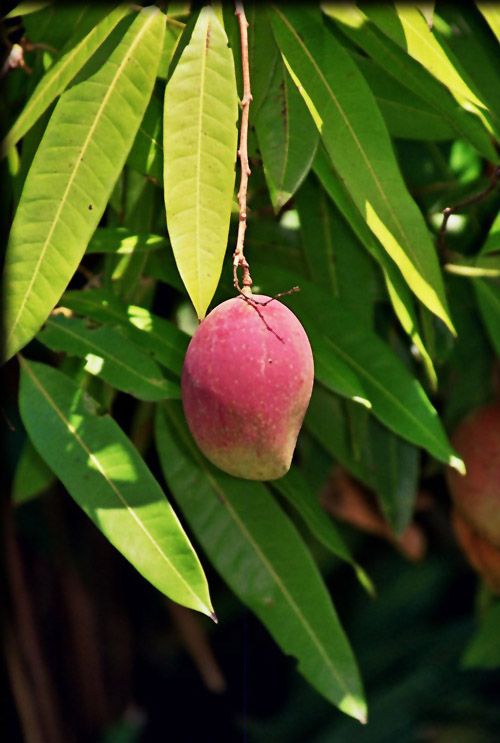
[181,295,314,480]
[446,404,500,548]
[452,509,500,594]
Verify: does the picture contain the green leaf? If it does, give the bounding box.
[270,6,455,335]
[19,359,214,617]
[60,289,189,377]
[163,6,238,319]
[415,3,435,30]
[127,93,163,183]
[462,602,500,669]
[271,465,375,596]
[313,147,437,389]
[473,279,500,358]
[3,6,166,361]
[255,58,318,211]
[1,4,131,156]
[3,1,52,19]
[296,174,374,328]
[323,3,497,162]
[479,210,500,256]
[155,401,367,722]
[87,227,168,255]
[249,260,463,472]
[12,438,55,505]
[37,315,180,401]
[248,4,280,120]
[365,418,419,537]
[353,53,455,141]
[359,4,490,127]
[477,4,500,44]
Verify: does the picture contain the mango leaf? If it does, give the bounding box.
[461,602,500,669]
[4,1,52,19]
[473,279,500,358]
[19,359,214,617]
[477,4,500,44]
[163,6,238,319]
[155,401,367,722]
[86,227,168,255]
[415,3,435,30]
[60,289,189,377]
[37,315,180,401]
[295,174,374,328]
[127,93,163,183]
[157,19,183,79]
[313,147,437,389]
[3,6,165,361]
[270,6,455,335]
[249,260,463,472]
[255,58,318,212]
[353,53,455,141]
[271,465,375,596]
[248,4,280,120]
[323,3,497,162]
[432,6,500,138]
[359,4,491,127]
[2,5,131,156]
[479,212,500,256]
[12,438,55,505]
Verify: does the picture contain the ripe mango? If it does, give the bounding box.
[181,295,314,480]
[446,404,500,548]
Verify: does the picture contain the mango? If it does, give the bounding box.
[452,509,500,594]
[181,295,314,480]
[446,404,500,548]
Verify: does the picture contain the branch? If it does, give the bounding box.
[233,1,253,297]
[438,165,500,260]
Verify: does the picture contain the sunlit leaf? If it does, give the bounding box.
[270,6,455,335]
[19,359,214,617]
[164,6,238,319]
[4,7,165,361]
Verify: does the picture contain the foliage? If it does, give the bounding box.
[3,2,500,738]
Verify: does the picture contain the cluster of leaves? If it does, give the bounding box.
[3,1,500,724]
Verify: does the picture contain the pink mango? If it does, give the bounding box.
[181,295,314,480]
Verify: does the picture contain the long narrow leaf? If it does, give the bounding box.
[4,6,165,361]
[164,6,238,319]
[19,359,214,617]
[155,401,367,722]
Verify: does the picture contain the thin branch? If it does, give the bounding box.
[233,1,253,296]
[438,165,500,259]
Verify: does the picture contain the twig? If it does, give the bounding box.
[438,165,500,260]
[233,1,253,296]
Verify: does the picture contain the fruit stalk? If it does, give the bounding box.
[233,1,253,297]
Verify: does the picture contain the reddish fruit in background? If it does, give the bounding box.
[446,404,500,548]
[181,295,314,480]
[452,509,500,594]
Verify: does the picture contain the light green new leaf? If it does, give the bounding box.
[164,6,238,319]
[323,4,496,162]
[1,4,131,156]
[415,3,435,30]
[255,58,318,212]
[313,147,437,389]
[474,279,500,358]
[155,402,367,722]
[61,289,189,376]
[270,6,455,335]
[12,438,55,505]
[38,315,180,401]
[3,7,165,361]
[271,466,375,596]
[250,260,462,471]
[19,359,214,617]
[87,227,168,255]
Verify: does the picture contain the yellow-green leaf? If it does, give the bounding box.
[164,6,238,319]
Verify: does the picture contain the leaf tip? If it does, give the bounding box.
[449,455,466,476]
[353,395,371,409]
[341,695,368,724]
[210,611,218,624]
